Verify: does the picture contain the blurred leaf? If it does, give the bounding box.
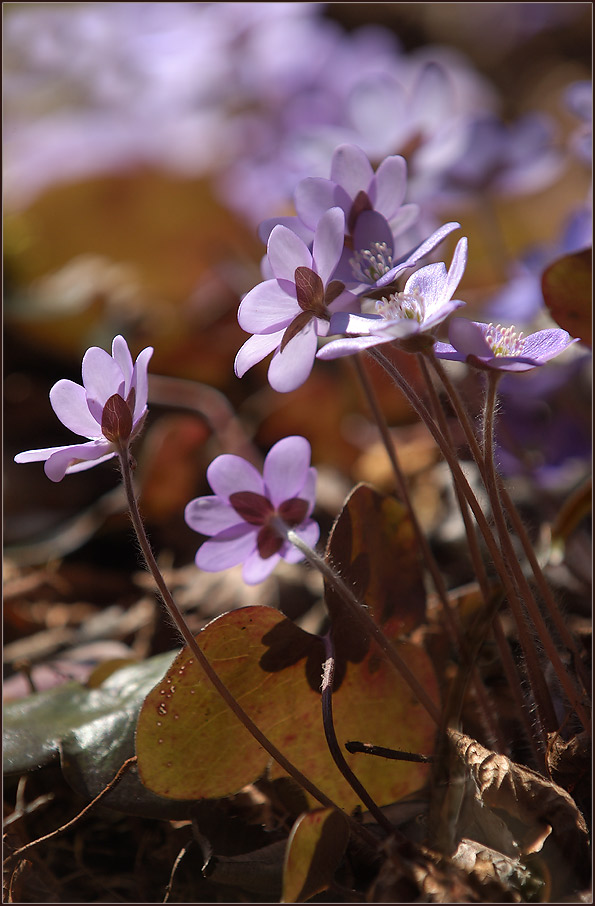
[136,605,437,809]
[542,248,592,348]
[282,808,350,903]
[547,475,592,566]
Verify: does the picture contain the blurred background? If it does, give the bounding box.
[4,2,592,576]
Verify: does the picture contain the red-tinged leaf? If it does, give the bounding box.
[542,248,592,348]
[324,484,427,655]
[282,808,350,903]
[136,605,438,809]
[101,393,132,443]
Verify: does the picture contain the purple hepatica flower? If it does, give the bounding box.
[317,236,467,360]
[433,318,578,372]
[14,336,153,482]
[234,206,359,392]
[185,436,320,585]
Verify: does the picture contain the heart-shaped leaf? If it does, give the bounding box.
[542,248,592,348]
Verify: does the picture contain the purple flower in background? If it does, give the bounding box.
[14,336,153,481]
[433,318,578,372]
[185,436,319,585]
[317,236,467,360]
[234,206,359,392]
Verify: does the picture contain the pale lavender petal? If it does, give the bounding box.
[131,346,154,423]
[184,496,244,536]
[242,549,281,585]
[404,262,449,308]
[378,222,461,287]
[448,318,493,357]
[196,526,258,572]
[82,347,124,411]
[388,203,420,238]
[44,440,114,482]
[294,178,339,231]
[330,144,374,199]
[372,154,407,217]
[267,224,312,282]
[234,330,284,378]
[264,436,312,506]
[432,341,464,362]
[64,451,118,475]
[299,468,318,514]
[111,336,134,389]
[258,215,313,246]
[238,280,297,334]
[328,311,381,336]
[520,329,577,362]
[49,379,101,438]
[312,207,345,285]
[443,237,468,301]
[282,519,320,563]
[421,299,466,331]
[207,454,264,500]
[15,444,73,464]
[267,324,318,393]
[352,210,394,257]
[317,333,390,360]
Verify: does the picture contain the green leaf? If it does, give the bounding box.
[3,651,198,818]
[282,808,350,903]
[541,248,592,348]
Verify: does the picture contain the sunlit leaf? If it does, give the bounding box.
[282,808,350,903]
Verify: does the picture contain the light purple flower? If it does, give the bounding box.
[185,436,320,585]
[234,206,359,392]
[317,236,467,360]
[14,336,153,481]
[433,318,579,372]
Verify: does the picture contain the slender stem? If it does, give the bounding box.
[321,633,397,836]
[430,355,589,730]
[283,527,441,725]
[117,448,375,843]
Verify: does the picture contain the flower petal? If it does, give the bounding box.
[184,496,244,536]
[49,379,101,438]
[330,144,374,199]
[267,324,318,392]
[294,177,339,231]
[196,525,258,572]
[520,329,577,363]
[241,549,281,585]
[43,440,115,482]
[82,346,125,415]
[378,221,461,287]
[448,318,494,358]
[234,330,285,378]
[372,154,407,217]
[207,454,264,500]
[282,519,320,563]
[111,336,134,390]
[130,346,153,423]
[317,333,390,360]
[312,207,345,286]
[238,280,297,334]
[267,224,312,282]
[264,436,312,506]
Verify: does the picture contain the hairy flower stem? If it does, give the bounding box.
[321,633,398,836]
[429,355,590,730]
[282,526,441,725]
[368,348,561,746]
[352,353,502,749]
[116,448,377,845]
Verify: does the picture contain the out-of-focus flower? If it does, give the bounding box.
[234,207,359,392]
[317,236,467,359]
[433,318,578,372]
[14,336,152,481]
[185,435,319,585]
[564,79,592,165]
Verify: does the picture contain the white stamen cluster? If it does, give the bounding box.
[349,241,393,283]
[485,323,525,357]
[375,288,425,323]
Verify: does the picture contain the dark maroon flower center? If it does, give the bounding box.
[229,491,309,559]
[279,266,345,353]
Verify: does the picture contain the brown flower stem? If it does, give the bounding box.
[353,352,502,749]
[430,355,589,730]
[284,527,441,725]
[368,348,560,746]
[116,448,376,845]
[321,632,398,836]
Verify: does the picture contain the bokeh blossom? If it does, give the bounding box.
[317,236,468,359]
[433,318,578,372]
[14,336,153,481]
[185,436,319,585]
[234,206,359,392]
